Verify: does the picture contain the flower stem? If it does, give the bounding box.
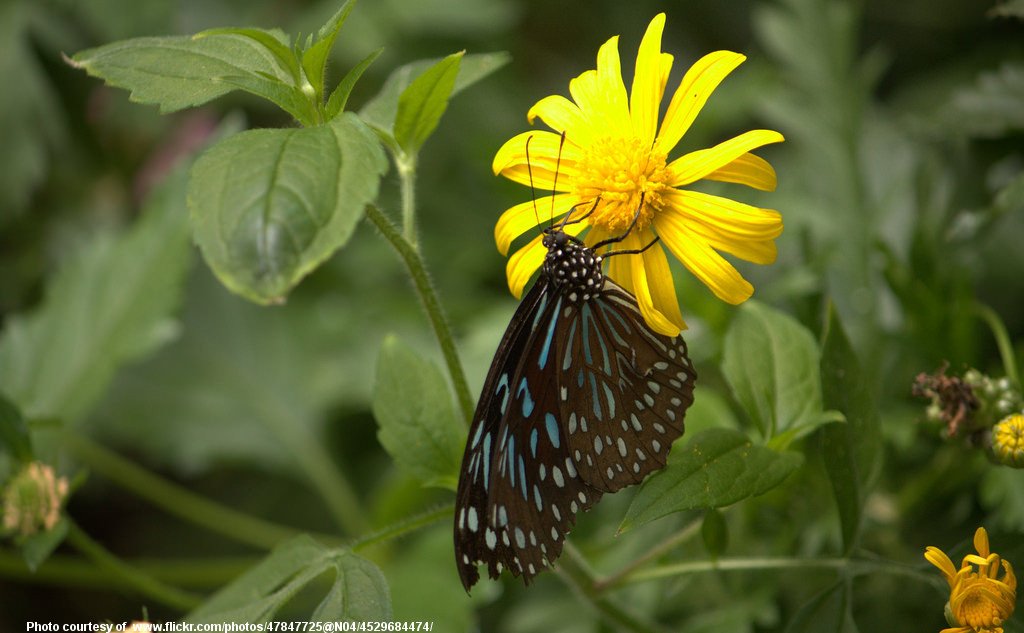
[623,556,849,585]
[974,302,1021,390]
[60,429,343,550]
[557,542,673,633]
[65,519,201,611]
[365,203,475,425]
[396,151,419,250]
[350,503,452,552]
[593,517,702,592]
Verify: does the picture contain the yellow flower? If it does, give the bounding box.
[925,527,1017,633]
[492,13,784,336]
[992,413,1024,468]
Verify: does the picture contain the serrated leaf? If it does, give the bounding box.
[0,394,31,462]
[620,428,802,532]
[326,48,383,121]
[188,112,386,304]
[393,52,462,153]
[372,336,464,490]
[70,33,296,114]
[784,581,859,633]
[0,167,193,423]
[301,0,357,101]
[187,535,391,623]
[722,301,831,445]
[197,27,299,82]
[819,302,881,554]
[214,73,314,124]
[359,51,510,139]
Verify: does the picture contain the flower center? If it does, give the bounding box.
[572,136,669,234]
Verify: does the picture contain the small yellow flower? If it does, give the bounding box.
[493,13,784,336]
[925,527,1017,633]
[992,413,1024,468]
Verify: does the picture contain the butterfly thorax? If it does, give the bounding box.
[541,229,604,303]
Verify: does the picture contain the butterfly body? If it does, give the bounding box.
[454,226,696,592]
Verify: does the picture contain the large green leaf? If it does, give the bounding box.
[619,428,803,532]
[372,336,463,490]
[819,303,881,554]
[393,52,463,153]
[359,52,510,140]
[70,33,297,114]
[188,113,386,304]
[0,168,193,423]
[721,301,836,446]
[187,535,391,622]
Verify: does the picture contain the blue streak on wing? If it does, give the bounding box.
[545,413,560,448]
[518,377,535,417]
[538,297,563,370]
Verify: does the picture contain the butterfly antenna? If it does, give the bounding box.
[525,135,543,228]
[549,131,567,227]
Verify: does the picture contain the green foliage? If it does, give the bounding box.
[0,394,32,463]
[784,581,858,633]
[188,114,386,304]
[722,300,839,447]
[372,336,464,490]
[186,536,391,622]
[620,428,803,532]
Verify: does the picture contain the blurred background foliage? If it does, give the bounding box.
[1,0,1023,630]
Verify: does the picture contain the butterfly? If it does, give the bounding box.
[454,192,697,592]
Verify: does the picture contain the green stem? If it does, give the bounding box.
[65,519,201,611]
[593,517,702,592]
[0,550,253,589]
[557,542,672,633]
[397,152,419,250]
[350,503,452,552]
[622,556,848,587]
[61,430,343,550]
[974,302,1021,390]
[366,204,475,425]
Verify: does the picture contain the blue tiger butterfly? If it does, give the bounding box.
[454,140,697,592]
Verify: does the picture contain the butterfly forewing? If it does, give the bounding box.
[455,279,601,591]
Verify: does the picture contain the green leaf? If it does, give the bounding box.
[701,508,728,559]
[197,27,299,82]
[359,51,510,140]
[20,517,69,573]
[721,300,833,445]
[188,112,386,304]
[326,48,384,121]
[0,166,193,423]
[819,302,881,554]
[990,0,1024,18]
[212,73,315,125]
[784,581,858,633]
[0,394,31,462]
[187,535,391,622]
[393,52,463,153]
[981,467,1024,531]
[301,0,357,101]
[619,428,803,532]
[944,63,1024,138]
[372,336,464,490]
[69,33,296,114]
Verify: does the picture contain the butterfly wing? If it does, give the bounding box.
[454,281,601,591]
[557,278,696,493]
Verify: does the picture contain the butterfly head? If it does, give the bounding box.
[541,228,604,302]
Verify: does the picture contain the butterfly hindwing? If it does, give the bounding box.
[558,279,696,493]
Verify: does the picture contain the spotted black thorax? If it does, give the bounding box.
[541,229,604,303]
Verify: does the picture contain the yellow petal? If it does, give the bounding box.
[657,220,753,304]
[596,34,630,130]
[493,130,580,175]
[659,209,778,265]
[594,227,636,295]
[705,152,779,191]
[974,527,991,558]
[925,546,958,585]
[656,51,745,154]
[629,13,669,144]
[527,95,594,146]
[495,194,579,255]
[662,189,783,246]
[667,130,785,187]
[505,221,587,298]
[639,236,686,333]
[629,240,685,337]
